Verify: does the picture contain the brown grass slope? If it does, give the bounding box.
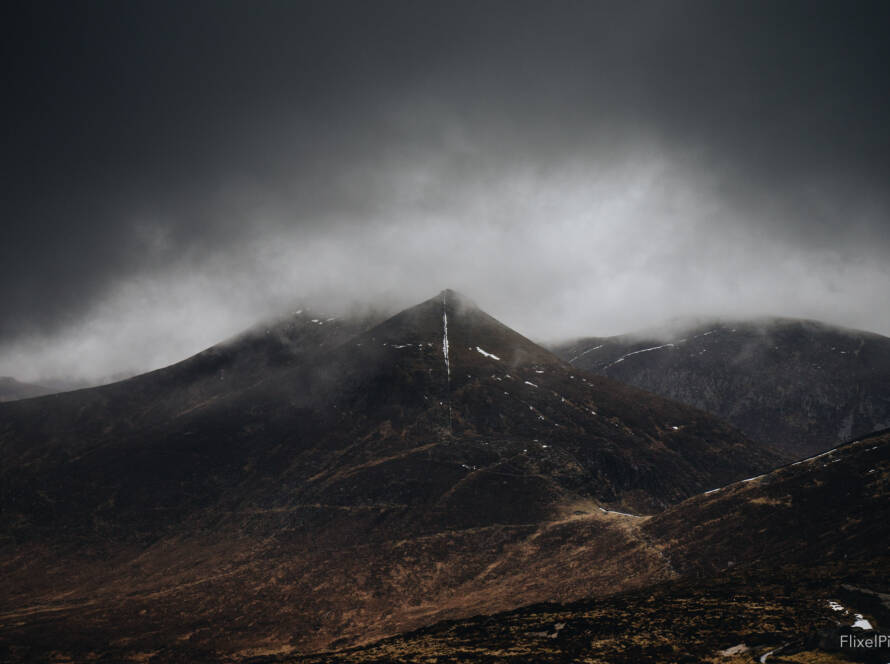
[0,291,785,661]
[296,429,890,664]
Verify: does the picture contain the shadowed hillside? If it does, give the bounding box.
[297,429,890,663]
[0,291,784,661]
[552,319,890,457]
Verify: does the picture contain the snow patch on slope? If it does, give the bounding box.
[442,295,450,380]
[606,343,675,368]
[569,344,603,362]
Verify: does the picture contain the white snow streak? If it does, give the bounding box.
[606,343,675,368]
[760,647,779,663]
[442,292,452,431]
[791,448,838,466]
[599,507,642,518]
[442,295,450,380]
[569,344,604,363]
[476,347,501,360]
[703,471,765,496]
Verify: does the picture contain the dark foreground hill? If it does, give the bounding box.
[551,318,890,457]
[0,291,783,662]
[298,428,890,664]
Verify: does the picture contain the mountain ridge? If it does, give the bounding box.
[0,290,788,660]
[551,317,890,456]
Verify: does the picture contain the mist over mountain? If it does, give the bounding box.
[1,291,787,660]
[2,1,889,384]
[2,293,886,662]
[552,317,890,457]
[3,2,889,661]
[0,377,53,403]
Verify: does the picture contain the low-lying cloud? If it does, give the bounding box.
[3,141,888,384]
[2,1,888,383]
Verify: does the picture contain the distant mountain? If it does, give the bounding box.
[551,318,890,457]
[0,291,783,662]
[307,428,890,663]
[0,377,54,402]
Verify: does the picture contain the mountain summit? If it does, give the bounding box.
[1,291,784,660]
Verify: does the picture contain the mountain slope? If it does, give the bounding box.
[0,291,784,661]
[303,561,890,664]
[299,428,890,663]
[551,318,890,457]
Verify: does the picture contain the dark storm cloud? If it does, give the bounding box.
[2,0,889,381]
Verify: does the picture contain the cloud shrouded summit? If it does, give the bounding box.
[2,0,889,382]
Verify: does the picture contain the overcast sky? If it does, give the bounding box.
[3,0,889,383]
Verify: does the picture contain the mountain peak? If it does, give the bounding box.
[0,289,790,661]
[362,290,557,372]
[435,288,478,313]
